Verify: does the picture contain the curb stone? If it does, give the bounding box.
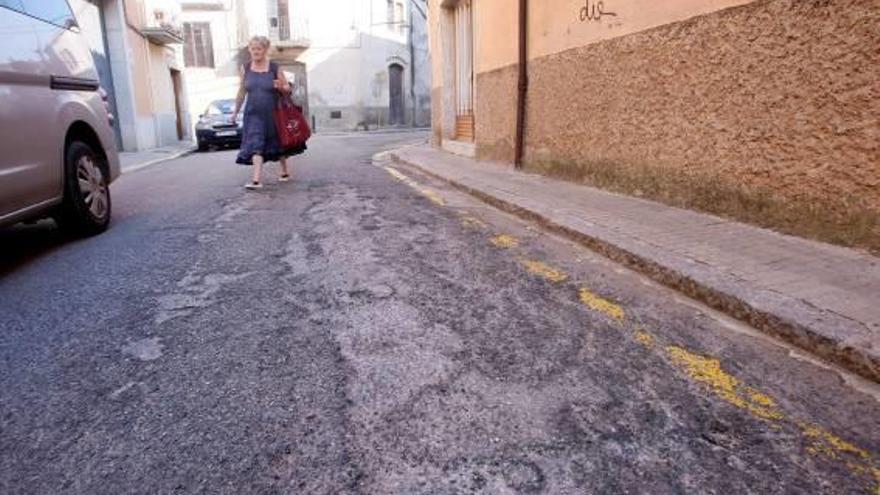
[122,147,196,175]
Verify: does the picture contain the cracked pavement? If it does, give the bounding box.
[1,133,878,494]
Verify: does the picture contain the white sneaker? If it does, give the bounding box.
[244,181,263,190]
[279,174,291,183]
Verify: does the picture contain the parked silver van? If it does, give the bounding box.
[0,0,120,235]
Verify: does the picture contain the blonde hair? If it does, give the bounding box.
[249,36,271,49]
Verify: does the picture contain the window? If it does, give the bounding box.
[276,0,290,41]
[183,22,215,68]
[1,0,77,29]
[395,2,405,33]
[386,1,405,33]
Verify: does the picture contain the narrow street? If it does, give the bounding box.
[1,133,878,494]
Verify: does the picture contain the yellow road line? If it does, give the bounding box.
[460,215,486,229]
[384,167,446,206]
[666,346,784,421]
[635,331,655,348]
[382,160,879,492]
[521,260,568,283]
[490,234,520,249]
[579,288,625,322]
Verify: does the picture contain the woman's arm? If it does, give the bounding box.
[273,68,292,94]
[232,66,246,121]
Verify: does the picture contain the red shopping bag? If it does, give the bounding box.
[274,93,311,149]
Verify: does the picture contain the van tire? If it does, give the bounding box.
[55,141,111,236]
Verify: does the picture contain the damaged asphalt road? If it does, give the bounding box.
[1,133,878,494]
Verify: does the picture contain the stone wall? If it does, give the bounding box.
[486,0,880,215]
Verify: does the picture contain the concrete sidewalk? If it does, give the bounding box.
[391,144,880,383]
[314,127,430,137]
[120,141,196,174]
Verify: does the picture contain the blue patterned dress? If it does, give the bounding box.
[236,61,307,165]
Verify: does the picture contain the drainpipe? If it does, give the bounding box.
[514,0,528,168]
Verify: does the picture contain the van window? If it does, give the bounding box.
[3,0,76,29]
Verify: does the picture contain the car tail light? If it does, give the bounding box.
[99,87,114,126]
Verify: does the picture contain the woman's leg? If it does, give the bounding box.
[252,154,263,184]
[279,157,290,178]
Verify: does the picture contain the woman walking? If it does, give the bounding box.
[232,36,306,189]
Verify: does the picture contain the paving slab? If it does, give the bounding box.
[391,144,880,383]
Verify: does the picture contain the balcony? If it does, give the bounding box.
[268,14,310,48]
[142,25,184,45]
[144,0,185,45]
[180,0,227,10]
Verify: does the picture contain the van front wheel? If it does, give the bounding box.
[55,141,111,236]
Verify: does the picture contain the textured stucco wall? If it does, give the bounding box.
[476,0,879,214]
[528,0,753,66]
[474,68,518,162]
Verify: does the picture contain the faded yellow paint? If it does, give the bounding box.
[801,424,870,461]
[748,391,777,409]
[579,288,625,321]
[801,423,880,493]
[666,342,879,490]
[460,215,486,229]
[666,346,784,421]
[385,167,408,182]
[490,234,520,249]
[635,331,654,347]
[522,260,568,283]
[385,167,446,206]
[421,190,446,207]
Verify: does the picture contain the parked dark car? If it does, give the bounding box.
[195,99,242,151]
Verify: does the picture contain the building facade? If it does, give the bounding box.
[70,0,191,151]
[181,0,431,132]
[179,0,248,120]
[429,0,880,233]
